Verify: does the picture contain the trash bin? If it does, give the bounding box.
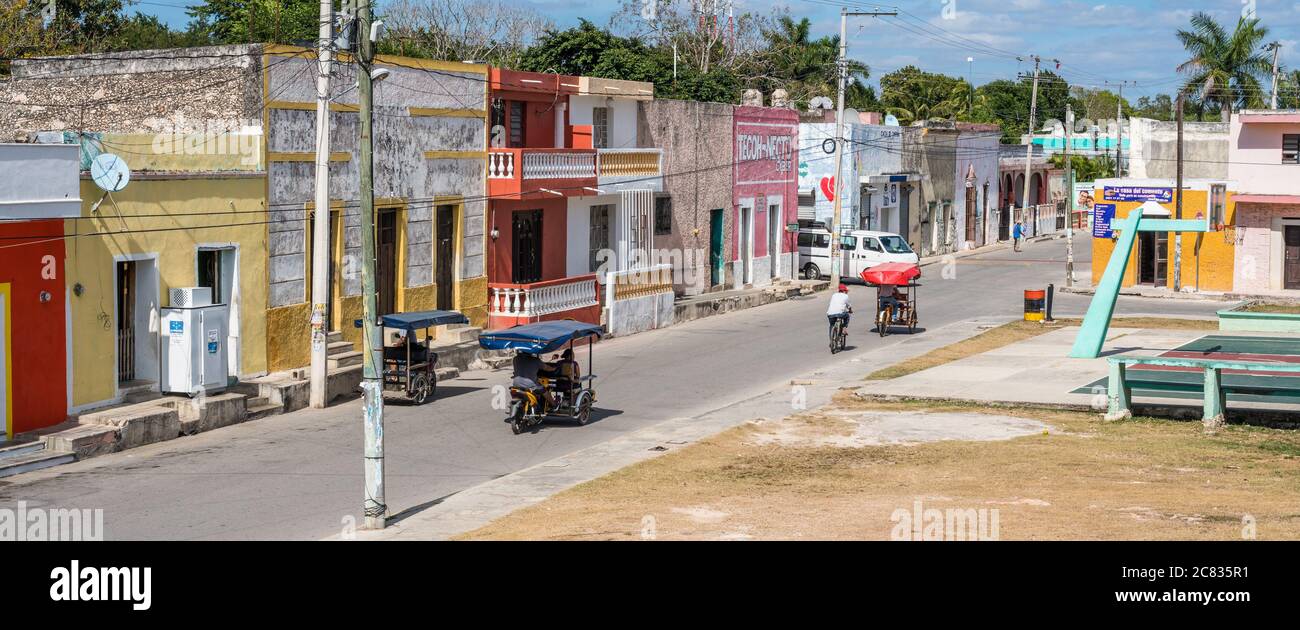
[1024,289,1046,322]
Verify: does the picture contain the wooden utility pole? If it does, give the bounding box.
[828,7,895,287]
[1174,92,1185,293]
[309,0,334,409]
[1020,56,1041,235]
[357,0,386,529]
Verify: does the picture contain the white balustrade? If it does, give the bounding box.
[522,151,596,180]
[488,151,515,179]
[490,277,598,318]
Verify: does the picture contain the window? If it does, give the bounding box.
[654,196,672,235]
[864,238,883,253]
[840,235,858,250]
[879,235,913,254]
[589,204,611,272]
[1284,134,1299,165]
[798,232,830,248]
[1209,183,1227,227]
[592,107,610,149]
[509,101,525,147]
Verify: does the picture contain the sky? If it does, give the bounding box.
[129,0,1300,101]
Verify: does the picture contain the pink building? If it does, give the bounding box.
[731,106,799,288]
[1230,110,1300,293]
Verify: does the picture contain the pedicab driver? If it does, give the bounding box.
[827,284,852,336]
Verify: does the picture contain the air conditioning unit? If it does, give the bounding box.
[170,287,213,308]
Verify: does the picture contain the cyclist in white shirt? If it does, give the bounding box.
[827,284,852,337]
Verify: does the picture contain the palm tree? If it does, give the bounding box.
[1176,11,1274,121]
[757,16,869,110]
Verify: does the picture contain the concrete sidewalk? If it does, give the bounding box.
[340,315,1012,540]
[855,325,1300,416]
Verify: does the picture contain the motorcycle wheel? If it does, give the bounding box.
[878,307,893,338]
[575,391,593,426]
[509,400,527,435]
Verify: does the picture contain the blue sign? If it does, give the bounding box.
[208,342,218,354]
[1092,204,1116,238]
[1103,186,1173,203]
[169,321,183,333]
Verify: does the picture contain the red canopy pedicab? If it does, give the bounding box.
[861,262,922,337]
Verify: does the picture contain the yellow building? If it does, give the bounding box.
[1090,178,1236,293]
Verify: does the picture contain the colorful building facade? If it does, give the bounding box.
[1229,110,1300,294]
[732,106,799,288]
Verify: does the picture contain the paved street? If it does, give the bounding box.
[0,238,1230,539]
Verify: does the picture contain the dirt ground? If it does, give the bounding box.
[459,395,1300,541]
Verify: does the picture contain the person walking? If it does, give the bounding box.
[1012,220,1024,252]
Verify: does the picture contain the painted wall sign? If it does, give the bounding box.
[1092,203,1116,238]
[738,133,794,174]
[1102,186,1173,203]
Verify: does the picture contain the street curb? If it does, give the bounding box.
[1058,285,1244,303]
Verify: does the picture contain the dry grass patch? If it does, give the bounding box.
[1241,302,1300,314]
[459,397,1300,541]
[865,318,1218,381]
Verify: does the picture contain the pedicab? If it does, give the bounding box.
[861,262,922,337]
[477,320,602,435]
[356,309,469,404]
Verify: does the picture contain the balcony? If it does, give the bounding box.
[488,274,601,330]
[487,148,597,200]
[597,148,663,193]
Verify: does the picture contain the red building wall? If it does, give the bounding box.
[0,219,68,435]
[487,198,569,285]
[732,106,800,264]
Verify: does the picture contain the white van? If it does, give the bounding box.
[839,230,919,279]
[796,227,834,279]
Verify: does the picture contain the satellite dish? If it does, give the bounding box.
[843,108,860,123]
[884,114,900,127]
[90,153,131,192]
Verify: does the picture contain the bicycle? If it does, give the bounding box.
[829,315,848,354]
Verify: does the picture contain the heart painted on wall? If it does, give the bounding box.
[819,176,836,201]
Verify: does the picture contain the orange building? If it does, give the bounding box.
[1089,178,1236,293]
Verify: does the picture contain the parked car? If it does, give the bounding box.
[797,227,833,280]
[839,230,919,279]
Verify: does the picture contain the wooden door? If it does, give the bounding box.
[436,205,456,310]
[512,210,542,284]
[377,209,398,317]
[1286,226,1300,290]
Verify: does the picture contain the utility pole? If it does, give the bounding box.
[309,0,334,409]
[829,7,895,287]
[1064,104,1075,287]
[357,0,386,529]
[1106,80,1132,178]
[1175,92,1185,293]
[1020,56,1041,237]
[1268,42,1282,110]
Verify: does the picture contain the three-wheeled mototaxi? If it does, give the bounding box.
[358,309,469,404]
[478,320,602,434]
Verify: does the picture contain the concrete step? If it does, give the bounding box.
[0,449,76,479]
[327,350,363,369]
[43,424,119,459]
[327,341,355,356]
[245,397,283,421]
[435,324,481,344]
[326,330,343,344]
[0,440,46,460]
[435,366,459,381]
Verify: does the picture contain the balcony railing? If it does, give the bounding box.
[597,148,663,178]
[490,274,599,320]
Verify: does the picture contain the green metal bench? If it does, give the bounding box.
[1106,356,1300,428]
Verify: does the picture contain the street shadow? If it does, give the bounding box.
[1097,347,1143,358]
[384,385,480,406]
[521,407,625,433]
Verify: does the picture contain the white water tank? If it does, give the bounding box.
[160,288,228,396]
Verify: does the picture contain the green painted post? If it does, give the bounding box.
[1105,361,1132,421]
[1203,367,1226,430]
[1071,214,1143,358]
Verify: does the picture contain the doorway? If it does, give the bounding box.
[768,201,781,279]
[116,257,159,387]
[1,282,9,439]
[376,208,399,317]
[435,204,457,310]
[739,204,753,287]
[1285,226,1300,290]
[709,209,724,288]
[512,209,543,284]
[965,188,977,243]
[1138,232,1168,286]
[198,246,239,378]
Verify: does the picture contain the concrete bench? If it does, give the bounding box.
[1106,356,1300,429]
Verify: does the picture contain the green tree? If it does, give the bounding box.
[188,0,327,46]
[1176,11,1273,121]
[1278,69,1300,109]
[970,73,1070,142]
[753,16,871,111]
[1050,153,1115,183]
[878,65,970,125]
